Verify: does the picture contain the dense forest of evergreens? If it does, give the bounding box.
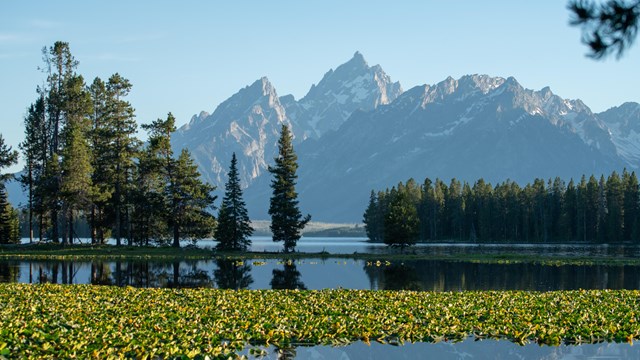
[7,41,216,247]
[363,171,640,244]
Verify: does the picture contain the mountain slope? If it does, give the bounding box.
[244,75,627,222]
[597,102,640,167]
[172,77,294,187]
[173,52,402,189]
[287,51,402,138]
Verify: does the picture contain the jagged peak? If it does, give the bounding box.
[178,111,210,132]
[457,74,506,94]
[302,51,400,104]
[247,76,276,97]
[349,51,367,67]
[503,76,522,88]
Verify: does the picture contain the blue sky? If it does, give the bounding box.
[2,1,639,172]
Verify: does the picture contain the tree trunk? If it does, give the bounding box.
[172,223,180,248]
[28,164,33,244]
[51,209,59,244]
[90,206,96,244]
[68,209,73,245]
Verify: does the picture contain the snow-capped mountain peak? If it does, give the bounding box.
[292,52,403,137]
[598,102,640,165]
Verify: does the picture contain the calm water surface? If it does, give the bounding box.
[2,257,640,290]
[26,236,640,257]
[6,238,640,358]
[243,338,640,359]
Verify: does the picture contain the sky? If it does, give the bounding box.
[1,1,639,173]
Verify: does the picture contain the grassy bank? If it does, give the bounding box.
[0,284,638,358]
[2,243,640,266]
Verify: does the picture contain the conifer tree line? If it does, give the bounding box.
[363,170,640,245]
[18,41,216,247]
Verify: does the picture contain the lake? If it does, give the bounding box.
[29,235,640,257]
[6,238,640,359]
[2,257,640,291]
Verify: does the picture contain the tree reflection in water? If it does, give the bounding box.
[166,261,213,288]
[91,262,113,285]
[0,262,19,283]
[270,261,306,290]
[213,259,253,290]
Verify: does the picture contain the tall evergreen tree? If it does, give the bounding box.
[0,134,18,183]
[20,96,48,243]
[564,179,578,241]
[268,125,310,253]
[130,146,167,245]
[363,190,381,242]
[59,73,93,244]
[40,41,79,243]
[88,76,111,244]
[0,185,19,244]
[622,169,640,242]
[169,149,216,246]
[0,134,19,244]
[60,120,93,244]
[142,113,216,247]
[383,190,419,247]
[596,175,608,243]
[214,153,253,251]
[105,73,139,245]
[606,171,624,242]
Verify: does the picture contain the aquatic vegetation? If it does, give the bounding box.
[1,284,639,358]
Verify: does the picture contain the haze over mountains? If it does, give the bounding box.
[171,52,639,222]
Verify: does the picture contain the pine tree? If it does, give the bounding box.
[0,134,19,244]
[363,190,380,242]
[60,118,93,244]
[623,169,640,241]
[0,134,18,182]
[383,190,419,247]
[606,171,624,242]
[130,147,168,245]
[268,125,310,253]
[564,179,578,241]
[104,73,139,246]
[88,76,111,244]
[596,175,608,243]
[142,113,216,247]
[20,96,48,243]
[59,74,93,244]
[170,149,216,246]
[0,185,19,244]
[41,41,80,243]
[214,153,253,251]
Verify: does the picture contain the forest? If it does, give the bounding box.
[363,170,640,245]
[0,41,308,251]
[0,42,216,247]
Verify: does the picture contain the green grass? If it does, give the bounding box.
[1,284,639,359]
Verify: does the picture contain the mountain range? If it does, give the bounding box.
[172,52,639,222]
[8,52,638,223]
